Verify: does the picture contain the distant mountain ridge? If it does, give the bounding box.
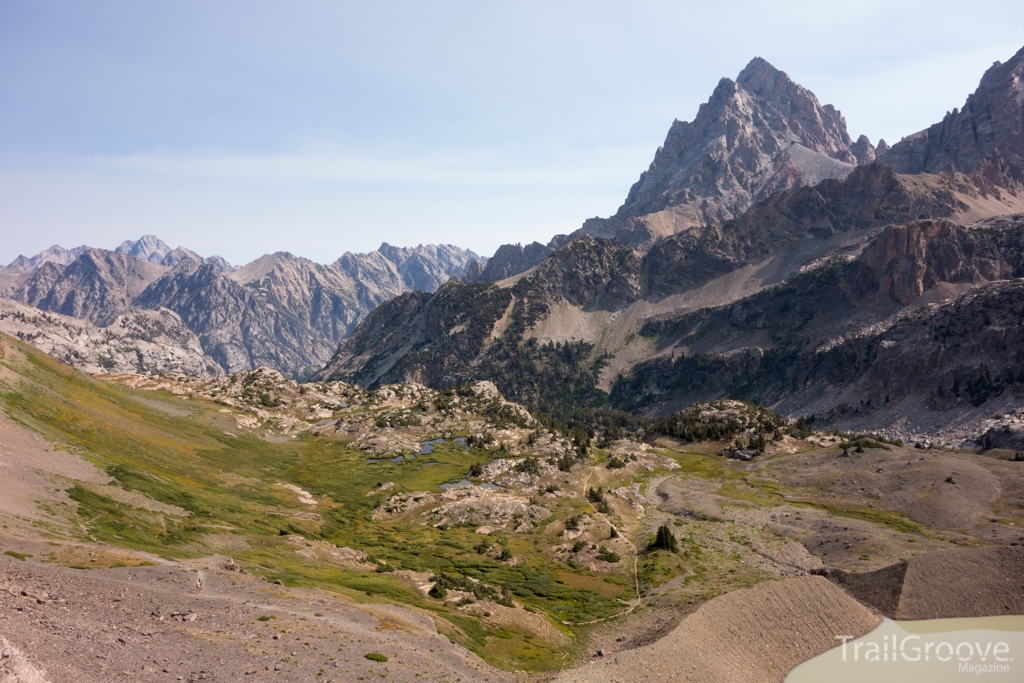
[5,244,90,271]
[0,237,484,378]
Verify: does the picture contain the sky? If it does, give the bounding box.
[2,1,1023,266]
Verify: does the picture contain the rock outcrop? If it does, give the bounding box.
[849,134,876,165]
[6,249,169,325]
[0,298,222,376]
[467,241,555,283]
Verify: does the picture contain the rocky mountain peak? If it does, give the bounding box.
[115,235,173,264]
[574,57,860,248]
[849,134,877,165]
[736,57,812,109]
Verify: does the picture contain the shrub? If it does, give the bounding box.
[515,457,541,475]
[364,652,388,662]
[651,524,679,553]
[587,486,611,513]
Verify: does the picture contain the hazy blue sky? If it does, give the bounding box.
[2,1,1023,265]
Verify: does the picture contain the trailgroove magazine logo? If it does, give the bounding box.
[835,633,1013,673]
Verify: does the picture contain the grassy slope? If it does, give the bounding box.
[0,338,634,672]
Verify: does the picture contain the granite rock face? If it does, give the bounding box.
[879,45,1024,176]
[6,249,169,325]
[578,57,860,247]
[849,135,877,165]
[1,240,482,378]
[468,241,555,283]
[115,235,173,264]
[0,298,222,377]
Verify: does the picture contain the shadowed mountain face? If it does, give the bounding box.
[1,241,483,378]
[319,212,1024,437]
[879,46,1024,177]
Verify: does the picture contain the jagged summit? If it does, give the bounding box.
[468,57,893,283]
[575,57,862,248]
[115,234,173,264]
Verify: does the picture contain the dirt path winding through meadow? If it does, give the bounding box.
[559,467,643,627]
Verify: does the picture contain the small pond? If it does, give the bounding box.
[420,437,468,455]
[439,479,503,491]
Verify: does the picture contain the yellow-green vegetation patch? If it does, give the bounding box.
[800,502,923,535]
[638,547,697,591]
[437,613,563,673]
[46,545,155,569]
[662,450,747,480]
[551,568,634,599]
[718,479,781,506]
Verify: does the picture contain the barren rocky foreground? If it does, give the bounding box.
[0,547,511,683]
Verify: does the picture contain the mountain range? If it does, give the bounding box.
[4,46,1024,443]
[0,238,483,378]
[316,47,1024,444]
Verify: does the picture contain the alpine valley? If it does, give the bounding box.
[3,48,1024,683]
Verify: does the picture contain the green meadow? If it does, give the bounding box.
[0,339,635,671]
